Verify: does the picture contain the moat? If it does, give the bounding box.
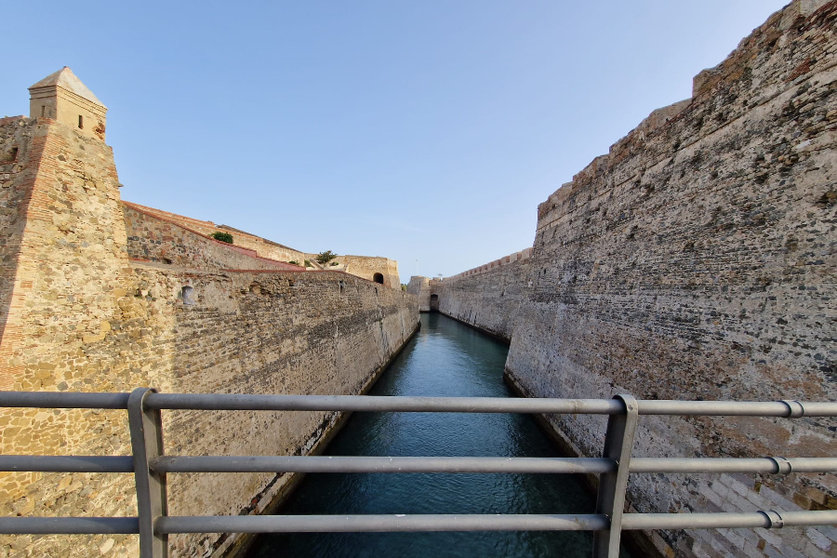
[248,313,625,558]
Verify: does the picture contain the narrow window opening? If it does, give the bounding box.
[181,286,195,305]
[40,106,46,117]
[78,115,84,129]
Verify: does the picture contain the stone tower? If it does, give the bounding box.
[28,66,107,141]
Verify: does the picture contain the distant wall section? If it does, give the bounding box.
[337,255,400,289]
[430,248,532,341]
[122,202,307,264]
[406,275,431,311]
[124,203,304,271]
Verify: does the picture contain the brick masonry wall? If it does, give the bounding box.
[123,203,303,272]
[0,116,419,558]
[435,2,837,556]
[0,117,38,344]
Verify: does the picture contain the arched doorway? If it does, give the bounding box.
[373,273,384,285]
[429,294,439,312]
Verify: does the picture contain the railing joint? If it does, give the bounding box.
[128,387,168,558]
[759,510,785,529]
[593,393,638,558]
[780,400,805,418]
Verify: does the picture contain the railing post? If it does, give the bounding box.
[128,388,168,558]
[593,393,638,558]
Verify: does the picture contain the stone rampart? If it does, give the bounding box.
[122,201,308,264]
[406,275,431,311]
[123,202,304,271]
[337,255,400,288]
[429,248,533,341]
[0,114,418,558]
[436,2,837,556]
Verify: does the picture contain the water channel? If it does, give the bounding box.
[249,313,625,557]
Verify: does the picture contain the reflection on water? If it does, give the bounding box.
[248,313,624,558]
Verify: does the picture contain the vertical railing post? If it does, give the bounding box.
[128,388,168,558]
[593,393,638,558]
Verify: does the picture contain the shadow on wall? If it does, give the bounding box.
[430,294,439,312]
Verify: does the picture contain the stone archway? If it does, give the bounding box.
[373,273,384,285]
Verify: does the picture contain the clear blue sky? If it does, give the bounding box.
[2,1,788,283]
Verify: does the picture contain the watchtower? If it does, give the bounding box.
[28,66,107,141]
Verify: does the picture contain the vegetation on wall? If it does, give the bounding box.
[304,260,312,268]
[211,231,233,244]
[316,250,337,264]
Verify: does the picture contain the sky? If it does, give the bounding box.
[1,1,789,283]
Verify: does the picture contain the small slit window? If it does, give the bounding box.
[181,286,195,305]
[40,106,46,117]
[78,115,84,129]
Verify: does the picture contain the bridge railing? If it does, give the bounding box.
[1,389,835,558]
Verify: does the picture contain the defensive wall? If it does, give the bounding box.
[421,1,837,556]
[119,202,309,265]
[123,202,304,272]
[0,91,418,556]
[426,248,532,341]
[123,201,401,285]
[335,255,400,289]
[406,275,432,312]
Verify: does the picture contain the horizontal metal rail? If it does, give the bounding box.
[0,517,139,534]
[4,455,834,475]
[5,510,833,536]
[0,455,134,473]
[0,391,130,409]
[2,391,835,416]
[156,509,837,534]
[152,456,616,474]
[2,389,836,558]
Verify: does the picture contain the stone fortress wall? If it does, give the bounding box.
[406,275,432,312]
[119,201,309,265]
[123,202,305,272]
[335,255,401,288]
[0,73,419,557]
[427,248,532,341]
[123,201,402,284]
[421,2,837,556]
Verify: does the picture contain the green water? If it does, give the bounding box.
[248,313,616,557]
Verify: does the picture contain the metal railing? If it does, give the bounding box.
[1,389,835,558]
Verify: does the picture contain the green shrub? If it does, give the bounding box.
[304,259,312,268]
[288,260,299,266]
[330,261,339,266]
[316,250,337,264]
[211,231,233,244]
